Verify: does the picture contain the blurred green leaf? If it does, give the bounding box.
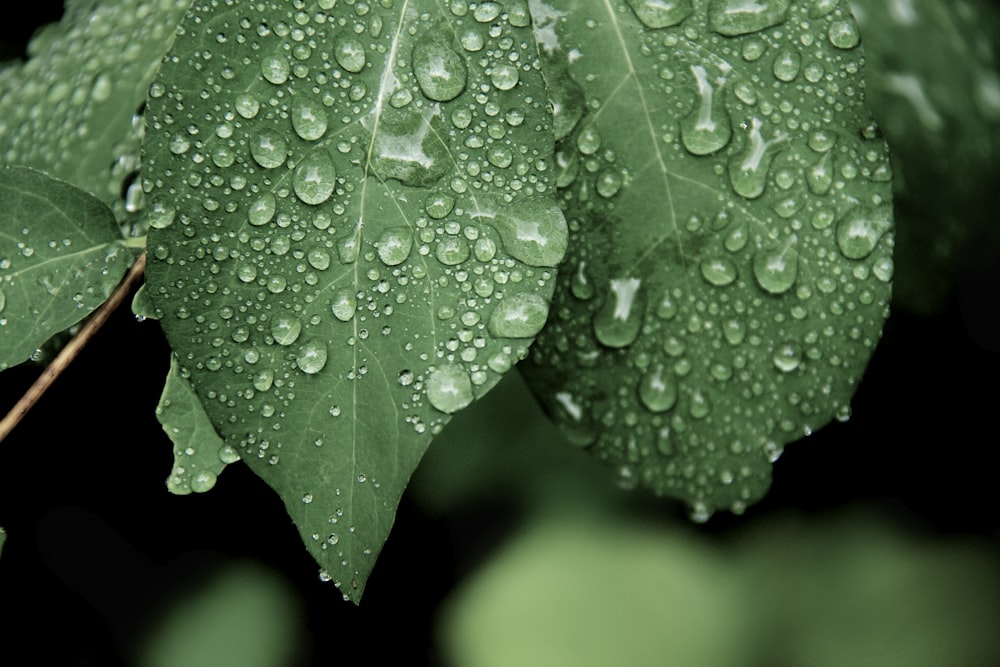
[522,0,893,518]
[0,165,136,371]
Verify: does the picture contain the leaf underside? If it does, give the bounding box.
[0,166,136,371]
[521,0,893,519]
[144,0,562,601]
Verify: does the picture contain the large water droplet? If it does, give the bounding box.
[251,129,287,169]
[772,46,801,82]
[681,66,732,155]
[426,364,474,414]
[772,342,802,372]
[806,152,833,195]
[413,36,467,102]
[490,64,519,91]
[331,288,357,322]
[293,151,337,205]
[828,19,860,49]
[376,227,413,266]
[271,316,303,345]
[487,292,550,338]
[335,37,367,73]
[593,278,644,348]
[261,54,290,84]
[752,240,799,294]
[700,257,738,286]
[148,200,176,229]
[708,0,790,36]
[729,118,784,199]
[493,198,568,267]
[297,340,329,374]
[292,97,329,141]
[436,236,470,266]
[248,194,276,226]
[836,205,892,260]
[625,0,693,28]
[639,365,678,412]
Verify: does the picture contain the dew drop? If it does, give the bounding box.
[772,46,801,82]
[250,129,287,169]
[487,292,550,338]
[593,278,644,348]
[261,54,290,84]
[493,198,568,267]
[292,97,329,141]
[253,369,275,392]
[729,117,784,199]
[806,152,833,195]
[708,0,790,36]
[689,388,712,419]
[836,205,892,260]
[331,288,357,322]
[191,471,217,493]
[335,37,367,73]
[436,236,470,266]
[491,64,520,91]
[625,0,693,28]
[297,340,329,374]
[148,200,176,229]
[293,151,337,205]
[772,342,802,372]
[700,257,738,286]
[595,168,623,198]
[307,248,332,271]
[639,365,678,412]
[271,316,302,345]
[376,227,414,266]
[752,241,799,295]
[828,19,860,49]
[426,363,474,414]
[681,65,732,155]
[413,36,467,102]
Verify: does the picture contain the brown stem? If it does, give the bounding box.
[0,251,147,444]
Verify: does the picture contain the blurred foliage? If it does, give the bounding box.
[439,508,1000,667]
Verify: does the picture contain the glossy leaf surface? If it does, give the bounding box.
[0,166,136,371]
[522,0,893,518]
[144,0,562,600]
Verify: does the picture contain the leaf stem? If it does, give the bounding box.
[0,251,147,444]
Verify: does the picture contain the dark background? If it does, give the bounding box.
[2,2,999,665]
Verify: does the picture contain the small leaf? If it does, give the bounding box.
[144,0,561,601]
[0,0,191,223]
[157,356,236,496]
[521,0,893,518]
[0,166,137,371]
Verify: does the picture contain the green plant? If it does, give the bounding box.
[0,0,996,623]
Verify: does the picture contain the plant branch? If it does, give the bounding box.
[0,251,147,444]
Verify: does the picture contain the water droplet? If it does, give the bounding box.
[235,93,260,119]
[335,37,367,73]
[593,278,644,348]
[571,261,595,300]
[261,54,290,84]
[248,194,276,226]
[828,19,860,49]
[772,46,801,82]
[625,0,693,28]
[148,200,176,229]
[708,0,790,36]
[0,288,5,314]
[595,168,623,198]
[752,240,799,294]
[639,365,678,412]
[487,292,550,338]
[493,198,568,267]
[426,363,474,414]
[253,368,275,392]
[425,193,455,219]
[219,445,241,464]
[293,151,337,205]
[460,29,484,52]
[297,340,329,374]
[191,471,217,493]
[473,2,502,22]
[806,152,833,195]
[836,205,892,260]
[307,248,332,271]
[292,97,329,141]
[681,65,732,155]
[723,318,746,345]
[700,257,738,286]
[413,36,467,102]
[688,388,712,419]
[772,342,802,372]
[331,288,357,322]
[724,219,749,252]
[376,227,413,266]
[576,126,602,155]
[271,316,302,345]
[491,64,519,91]
[729,117,785,199]
[251,129,287,169]
[436,236,470,266]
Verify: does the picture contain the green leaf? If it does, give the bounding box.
[144,0,562,601]
[0,166,137,371]
[850,0,1000,313]
[0,0,191,222]
[521,0,893,518]
[158,356,237,495]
